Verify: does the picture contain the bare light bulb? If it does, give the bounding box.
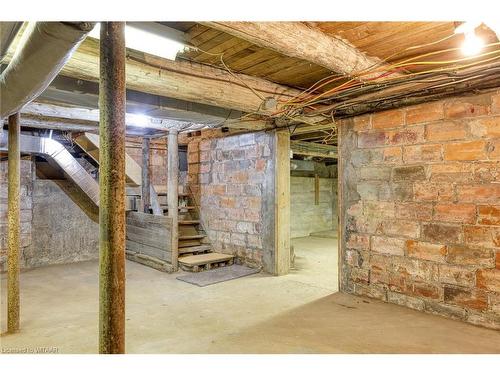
[461,31,485,56]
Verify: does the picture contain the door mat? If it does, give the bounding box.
[176,265,260,287]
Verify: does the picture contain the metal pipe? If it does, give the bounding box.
[0,22,95,119]
[7,112,20,333]
[98,22,126,355]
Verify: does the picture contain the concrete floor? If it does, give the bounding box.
[1,236,500,353]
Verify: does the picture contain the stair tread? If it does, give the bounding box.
[179,245,212,254]
[179,220,200,225]
[179,252,234,266]
[179,234,205,240]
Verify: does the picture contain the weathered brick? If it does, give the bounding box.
[433,203,476,224]
[443,286,488,311]
[395,202,433,221]
[426,121,468,142]
[446,245,494,267]
[472,162,500,182]
[350,267,370,284]
[371,236,405,255]
[469,117,500,138]
[378,219,420,238]
[422,223,462,244]
[353,114,372,131]
[464,225,500,248]
[439,264,475,287]
[489,139,500,160]
[497,251,500,269]
[414,182,454,201]
[358,166,392,181]
[372,109,405,129]
[406,101,444,125]
[444,99,490,119]
[363,201,395,218]
[347,233,370,250]
[411,281,440,299]
[382,147,403,164]
[387,126,425,146]
[356,181,392,201]
[406,240,446,262]
[477,205,500,225]
[424,300,467,320]
[391,183,413,202]
[403,144,442,163]
[476,269,500,293]
[457,184,500,203]
[392,165,426,182]
[492,93,500,114]
[429,163,473,182]
[387,291,425,310]
[347,201,363,217]
[443,140,488,161]
[357,131,387,148]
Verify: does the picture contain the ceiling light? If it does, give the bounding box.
[127,113,151,127]
[461,31,485,56]
[88,23,186,61]
[454,22,484,56]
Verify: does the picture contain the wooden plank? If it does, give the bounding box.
[126,211,172,229]
[178,252,234,266]
[204,22,399,79]
[167,130,179,271]
[126,240,171,261]
[274,130,291,276]
[141,138,150,212]
[126,226,170,251]
[178,245,212,255]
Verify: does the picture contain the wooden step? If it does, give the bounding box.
[179,234,205,240]
[179,244,212,255]
[179,220,200,225]
[178,252,234,272]
[178,239,202,248]
[160,205,196,210]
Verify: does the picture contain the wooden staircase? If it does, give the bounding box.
[167,192,234,272]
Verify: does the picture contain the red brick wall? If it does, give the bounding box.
[187,131,274,269]
[339,90,500,329]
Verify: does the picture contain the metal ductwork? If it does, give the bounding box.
[0,21,96,119]
[0,128,99,205]
[0,22,23,62]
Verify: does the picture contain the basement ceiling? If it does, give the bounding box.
[169,22,499,90]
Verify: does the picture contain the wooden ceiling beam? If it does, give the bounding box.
[203,22,398,79]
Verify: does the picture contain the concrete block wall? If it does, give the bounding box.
[339,90,500,329]
[291,176,337,238]
[187,130,275,270]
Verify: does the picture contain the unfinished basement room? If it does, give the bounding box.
[1,2,500,364]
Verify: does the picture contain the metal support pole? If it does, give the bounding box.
[141,137,151,213]
[7,112,20,333]
[167,130,179,271]
[98,22,126,354]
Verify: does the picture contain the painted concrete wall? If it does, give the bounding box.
[290,176,337,238]
[339,90,500,330]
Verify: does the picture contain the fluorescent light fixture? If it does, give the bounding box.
[127,113,151,127]
[88,23,186,60]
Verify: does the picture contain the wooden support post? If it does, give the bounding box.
[141,137,151,213]
[7,112,20,333]
[274,130,291,276]
[314,174,320,205]
[98,22,126,354]
[167,130,179,271]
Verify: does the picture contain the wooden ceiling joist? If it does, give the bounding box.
[203,22,397,79]
[291,140,338,159]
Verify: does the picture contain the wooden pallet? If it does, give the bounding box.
[178,252,235,272]
[179,244,212,255]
